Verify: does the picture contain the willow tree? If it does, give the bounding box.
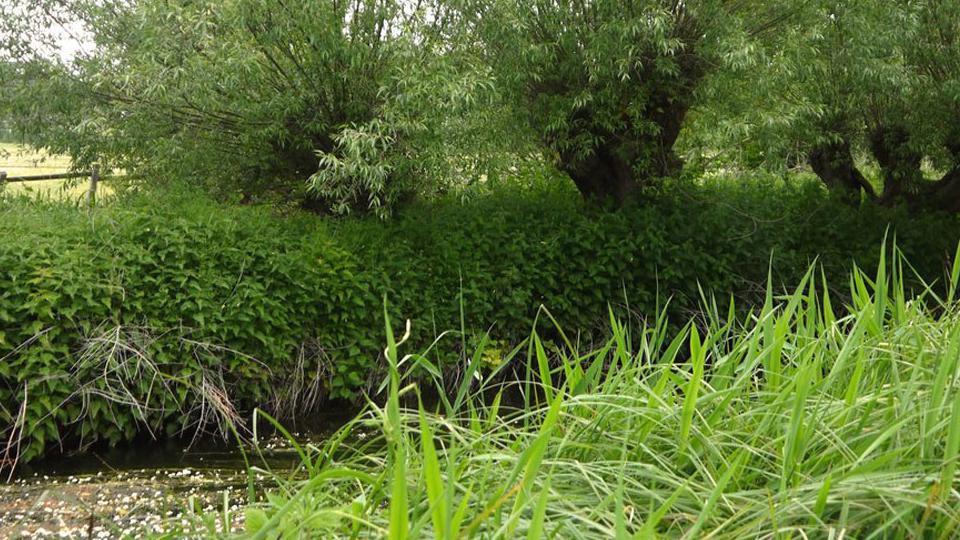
[696,0,960,211]
[456,0,795,203]
[1,0,490,216]
[803,0,960,212]
[0,1,108,171]
[890,0,960,212]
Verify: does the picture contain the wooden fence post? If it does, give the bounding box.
[0,171,6,190]
[86,165,99,208]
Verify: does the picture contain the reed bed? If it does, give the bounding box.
[189,243,960,539]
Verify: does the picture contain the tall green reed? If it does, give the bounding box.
[229,243,960,539]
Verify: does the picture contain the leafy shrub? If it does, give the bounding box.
[0,194,380,464]
[337,174,960,348]
[1,176,958,464]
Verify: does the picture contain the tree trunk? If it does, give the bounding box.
[865,126,960,213]
[929,137,960,212]
[869,125,923,205]
[561,141,639,203]
[915,166,960,213]
[808,140,876,201]
[647,86,694,181]
[933,167,960,212]
[560,88,695,204]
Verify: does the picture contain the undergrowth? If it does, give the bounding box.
[185,243,960,538]
[2,177,959,467]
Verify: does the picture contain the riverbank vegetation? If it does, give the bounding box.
[3,178,959,470]
[3,0,960,537]
[162,245,960,538]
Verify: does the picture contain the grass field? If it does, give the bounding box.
[0,142,112,200]
[0,142,72,176]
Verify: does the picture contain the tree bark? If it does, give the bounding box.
[869,125,924,205]
[929,137,960,213]
[561,141,639,203]
[560,83,696,204]
[808,140,877,201]
[865,126,960,213]
[927,166,960,213]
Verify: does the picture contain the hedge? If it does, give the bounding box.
[1,177,958,463]
[0,196,380,463]
[337,177,960,347]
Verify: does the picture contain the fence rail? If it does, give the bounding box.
[0,171,92,182]
[0,166,102,206]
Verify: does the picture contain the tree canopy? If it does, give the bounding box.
[2,0,960,214]
[696,0,960,211]
[2,0,491,215]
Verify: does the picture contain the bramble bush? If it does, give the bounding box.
[1,176,958,464]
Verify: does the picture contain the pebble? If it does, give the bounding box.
[0,431,349,538]
[0,468,250,538]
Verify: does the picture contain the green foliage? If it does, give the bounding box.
[338,173,960,348]
[6,0,959,214]
[692,0,960,208]
[0,192,380,464]
[459,0,791,200]
[0,0,491,215]
[2,175,958,464]
[228,246,960,538]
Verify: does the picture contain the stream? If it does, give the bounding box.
[1,410,357,538]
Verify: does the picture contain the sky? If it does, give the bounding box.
[0,3,92,64]
[37,18,91,64]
